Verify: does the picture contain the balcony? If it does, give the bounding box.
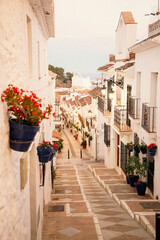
[114,105,131,132]
[141,103,157,133]
[98,97,111,116]
[128,97,140,119]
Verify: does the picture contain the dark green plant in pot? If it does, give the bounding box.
[134,143,141,154]
[125,142,134,152]
[135,161,149,195]
[126,156,140,187]
[140,143,147,154]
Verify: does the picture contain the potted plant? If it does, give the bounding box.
[140,143,147,154]
[74,133,78,140]
[135,161,149,195]
[134,143,141,154]
[81,138,87,149]
[126,156,135,184]
[57,138,64,153]
[126,156,140,187]
[147,143,157,156]
[85,131,89,137]
[89,135,92,141]
[1,84,53,152]
[125,142,134,152]
[37,141,53,163]
[49,143,59,161]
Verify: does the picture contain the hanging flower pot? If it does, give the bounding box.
[1,85,53,152]
[49,151,56,161]
[9,119,39,152]
[125,142,134,152]
[37,147,52,163]
[134,147,140,154]
[147,143,157,157]
[140,146,147,154]
[134,143,141,154]
[148,148,156,156]
[82,145,86,149]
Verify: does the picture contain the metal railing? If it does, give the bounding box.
[98,96,111,115]
[114,105,131,131]
[141,103,157,133]
[128,97,140,119]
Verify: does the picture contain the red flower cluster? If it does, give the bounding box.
[53,144,59,150]
[39,141,53,149]
[147,143,157,149]
[39,141,59,151]
[1,84,53,126]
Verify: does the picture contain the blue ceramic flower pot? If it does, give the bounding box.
[140,147,147,154]
[37,147,52,163]
[135,183,146,195]
[128,175,139,187]
[49,151,56,161]
[9,119,39,152]
[148,148,156,157]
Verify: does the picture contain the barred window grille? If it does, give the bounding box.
[104,123,110,147]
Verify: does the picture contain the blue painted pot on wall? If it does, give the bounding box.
[148,148,156,157]
[135,183,146,195]
[140,147,147,154]
[9,119,39,152]
[49,151,56,161]
[37,147,52,163]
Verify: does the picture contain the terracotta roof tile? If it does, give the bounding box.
[97,63,114,71]
[79,98,86,107]
[89,87,102,99]
[116,62,135,71]
[84,96,92,105]
[121,12,136,24]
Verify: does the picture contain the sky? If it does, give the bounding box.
[47,0,158,80]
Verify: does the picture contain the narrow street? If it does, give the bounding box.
[42,128,153,240]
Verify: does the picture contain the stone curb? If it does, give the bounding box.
[88,165,155,239]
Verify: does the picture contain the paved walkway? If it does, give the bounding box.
[42,128,155,240]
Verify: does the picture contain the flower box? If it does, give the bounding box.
[37,147,52,163]
[9,118,39,152]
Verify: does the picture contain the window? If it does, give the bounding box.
[104,123,110,147]
[26,16,33,77]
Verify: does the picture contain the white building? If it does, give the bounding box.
[97,11,160,199]
[72,73,91,89]
[129,18,160,198]
[0,1,55,240]
[97,12,137,169]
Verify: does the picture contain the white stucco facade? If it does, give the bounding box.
[0,0,55,239]
[72,73,91,89]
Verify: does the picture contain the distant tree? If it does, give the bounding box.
[48,65,73,88]
[65,72,73,80]
[48,65,65,80]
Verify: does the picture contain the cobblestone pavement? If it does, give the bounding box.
[42,128,154,240]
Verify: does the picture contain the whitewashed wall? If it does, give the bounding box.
[131,44,160,198]
[0,0,54,239]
